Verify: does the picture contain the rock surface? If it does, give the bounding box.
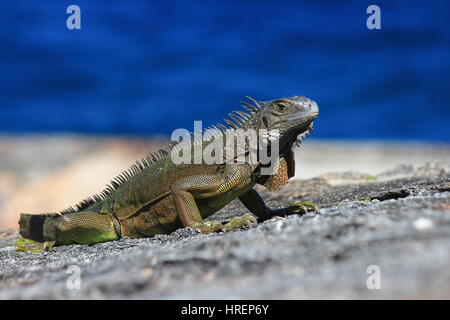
[0,160,449,299]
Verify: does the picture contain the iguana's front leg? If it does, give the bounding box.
[171,164,253,233]
[239,189,318,222]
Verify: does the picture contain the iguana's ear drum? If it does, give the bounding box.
[285,150,296,179]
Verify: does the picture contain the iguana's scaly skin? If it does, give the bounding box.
[19,96,319,246]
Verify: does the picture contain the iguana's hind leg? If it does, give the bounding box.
[171,164,253,234]
[51,212,120,245]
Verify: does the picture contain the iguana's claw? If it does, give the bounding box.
[43,241,56,251]
[224,214,257,231]
[289,201,319,214]
[196,221,226,234]
[15,238,56,253]
[196,214,258,234]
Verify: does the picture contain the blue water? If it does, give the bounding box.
[0,0,449,141]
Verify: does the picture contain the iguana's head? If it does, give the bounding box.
[237,95,318,188]
[244,95,319,152]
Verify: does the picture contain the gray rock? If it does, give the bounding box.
[0,161,449,299]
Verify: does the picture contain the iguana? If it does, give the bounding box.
[19,95,319,246]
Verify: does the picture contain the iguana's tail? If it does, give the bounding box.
[19,212,120,245]
[19,213,60,242]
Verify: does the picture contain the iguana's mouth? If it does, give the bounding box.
[293,122,314,148]
[287,111,318,123]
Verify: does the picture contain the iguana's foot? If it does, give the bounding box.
[15,238,56,253]
[269,201,319,219]
[196,221,226,234]
[289,201,318,214]
[223,214,258,231]
[15,238,44,253]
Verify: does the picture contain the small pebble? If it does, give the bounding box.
[413,218,434,230]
